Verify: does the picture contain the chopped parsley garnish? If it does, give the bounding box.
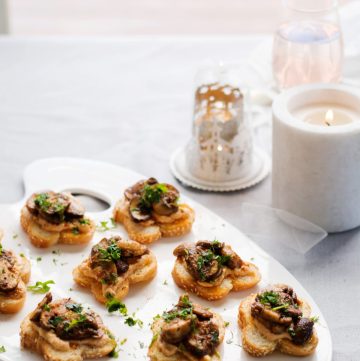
[34,193,51,210]
[64,314,87,332]
[258,291,280,307]
[225,321,230,327]
[105,297,128,315]
[125,316,143,328]
[272,303,289,311]
[101,272,118,285]
[98,240,121,262]
[310,316,319,323]
[65,303,83,314]
[0,346,5,353]
[0,244,2,256]
[36,256,42,262]
[139,183,167,209]
[43,304,51,311]
[163,296,193,322]
[27,280,55,294]
[49,316,64,327]
[72,227,80,235]
[196,249,230,281]
[79,218,90,225]
[96,218,116,232]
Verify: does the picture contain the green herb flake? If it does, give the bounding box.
[64,314,87,332]
[72,227,80,235]
[96,219,116,232]
[79,218,90,225]
[36,256,42,262]
[0,345,5,353]
[27,280,55,294]
[310,316,319,323]
[106,297,128,315]
[258,291,280,307]
[65,303,83,314]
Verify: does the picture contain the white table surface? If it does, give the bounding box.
[0,35,358,361]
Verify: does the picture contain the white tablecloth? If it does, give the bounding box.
[0,34,358,361]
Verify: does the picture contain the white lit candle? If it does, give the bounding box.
[272,84,360,233]
[294,105,356,126]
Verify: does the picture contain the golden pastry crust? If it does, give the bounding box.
[238,286,319,357]
[114,200,195,244]
[73,237,157,303]
[148,296,225,361]
[172,241,261,301]
[21,206,95,248]
[20,294,116,361]
[113,178,195,244]
[0,248,31,314]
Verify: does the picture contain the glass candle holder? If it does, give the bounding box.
[185,65,253,183]
[273,0,344,89]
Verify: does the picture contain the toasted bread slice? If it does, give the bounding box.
[238,293,318,357]
[73,240,157,303]
[0,253,31,314]
[20,207,95,248]
[21,312,116,361]
[148,309,225,361]
[172,258,261,301]
[113,199,195,244]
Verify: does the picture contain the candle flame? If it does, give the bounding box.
[325,109,334,125]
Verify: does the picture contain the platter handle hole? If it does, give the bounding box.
[62,189,111,212]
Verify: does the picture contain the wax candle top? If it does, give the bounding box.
[303,107,354,127]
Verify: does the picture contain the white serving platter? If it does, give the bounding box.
[0,158,332,361]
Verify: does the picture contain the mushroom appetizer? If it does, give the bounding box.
[148,294,225,361]
[73,236,157,303]
[21,293,116,361]
[113,177,195,244]
[0,242,31,313]
[20,191,95,248]
[172,240,261,301]
[238,284,319,357]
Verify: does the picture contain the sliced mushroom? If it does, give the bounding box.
[115,259,129,274]
[0,250,20,292]
[124,178,158,200]
[161,318,192,344]
[290,318,314,345]
[192,304,213,320]
[220,245,243,269]
[173,244,189,257]
[30,293,53,323]
[184,321,219,357]
[152,192,178,216]
[251,302,292,325]
[129,197,151,222]
[66,194,85,218]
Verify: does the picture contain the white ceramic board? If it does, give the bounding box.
[0,158,332,361]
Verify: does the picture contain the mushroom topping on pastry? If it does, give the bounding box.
[0,248,22,293]
[21,293,116,361]
[30,293,102,341]
[0,243,30,314]
[251,285,315,345]
[114,177,195,244]
[73,236,157,303]
[126,178,179,222]
[148,294,225,360]
[21,191,95,248]
[27,191,85,224]
[90,236,149,283]
[174,240,242,282]
[172,240,261,301]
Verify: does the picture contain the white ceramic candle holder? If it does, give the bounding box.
[272,84,360,233]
